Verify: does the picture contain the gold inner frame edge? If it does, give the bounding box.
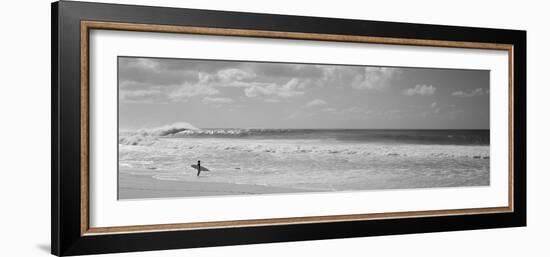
[80,20,515,236]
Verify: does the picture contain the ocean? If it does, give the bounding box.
[118,125,490,194]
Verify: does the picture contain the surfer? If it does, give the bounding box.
[196,160,201,176]
[191,160,209,176]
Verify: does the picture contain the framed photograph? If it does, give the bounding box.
[52,1,526,256]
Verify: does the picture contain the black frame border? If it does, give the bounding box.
[52,1,526,256]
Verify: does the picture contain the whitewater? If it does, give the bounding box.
[118,122,490,194]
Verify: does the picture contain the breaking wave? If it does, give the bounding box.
[118,125,490,192]
[192,141,490,159]
[119,123,489,148]
[119,122,197,146]
[175,128,277,137]
[172,128,489,145]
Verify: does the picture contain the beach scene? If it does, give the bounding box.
[118,57,490,199]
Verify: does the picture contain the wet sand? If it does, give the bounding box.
[119,171,311,200]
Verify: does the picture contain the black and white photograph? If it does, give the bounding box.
[118,56,490,199]
[0,0,535,255]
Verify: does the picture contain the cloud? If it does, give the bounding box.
[452,88,485,97]
[306,99,327,108]
[252,63,326,81]
[403,84,436,96]
[119,58,202,87]
[168,83,219,101]
[119,57,405,104]
[217,68,256,82]
[120,58,315,102]
[119,79,221,103]
[122,58,160,70]
[244,78,305,98]
[202,97,234,104]
[238,66,401,98]
[119,89,163,103]
[349,67,402,90]
[431,102,437,108]
[287,111,303,119]
[244,85,267,97]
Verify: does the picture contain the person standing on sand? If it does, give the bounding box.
[197,160,201,176]
[192,160,209,176]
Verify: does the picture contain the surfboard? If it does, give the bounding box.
[191,164,210,171]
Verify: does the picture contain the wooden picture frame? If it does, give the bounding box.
[52,1,526,256]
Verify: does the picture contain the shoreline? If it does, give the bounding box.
[119,171,312,200]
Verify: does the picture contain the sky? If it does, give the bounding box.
[118,56,490,130]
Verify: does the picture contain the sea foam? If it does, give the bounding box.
[119,122,197,146]
[119,126,491,192]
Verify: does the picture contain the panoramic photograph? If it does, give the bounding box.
[117,56,490,200]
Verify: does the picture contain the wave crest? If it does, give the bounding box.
[119,122,197,146]
[175,128,260,136]
[148,122,198,136]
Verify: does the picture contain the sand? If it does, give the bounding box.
[119,171,311,200]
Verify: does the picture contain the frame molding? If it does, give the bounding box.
[53,1,526,256]
[79,20,515,236]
